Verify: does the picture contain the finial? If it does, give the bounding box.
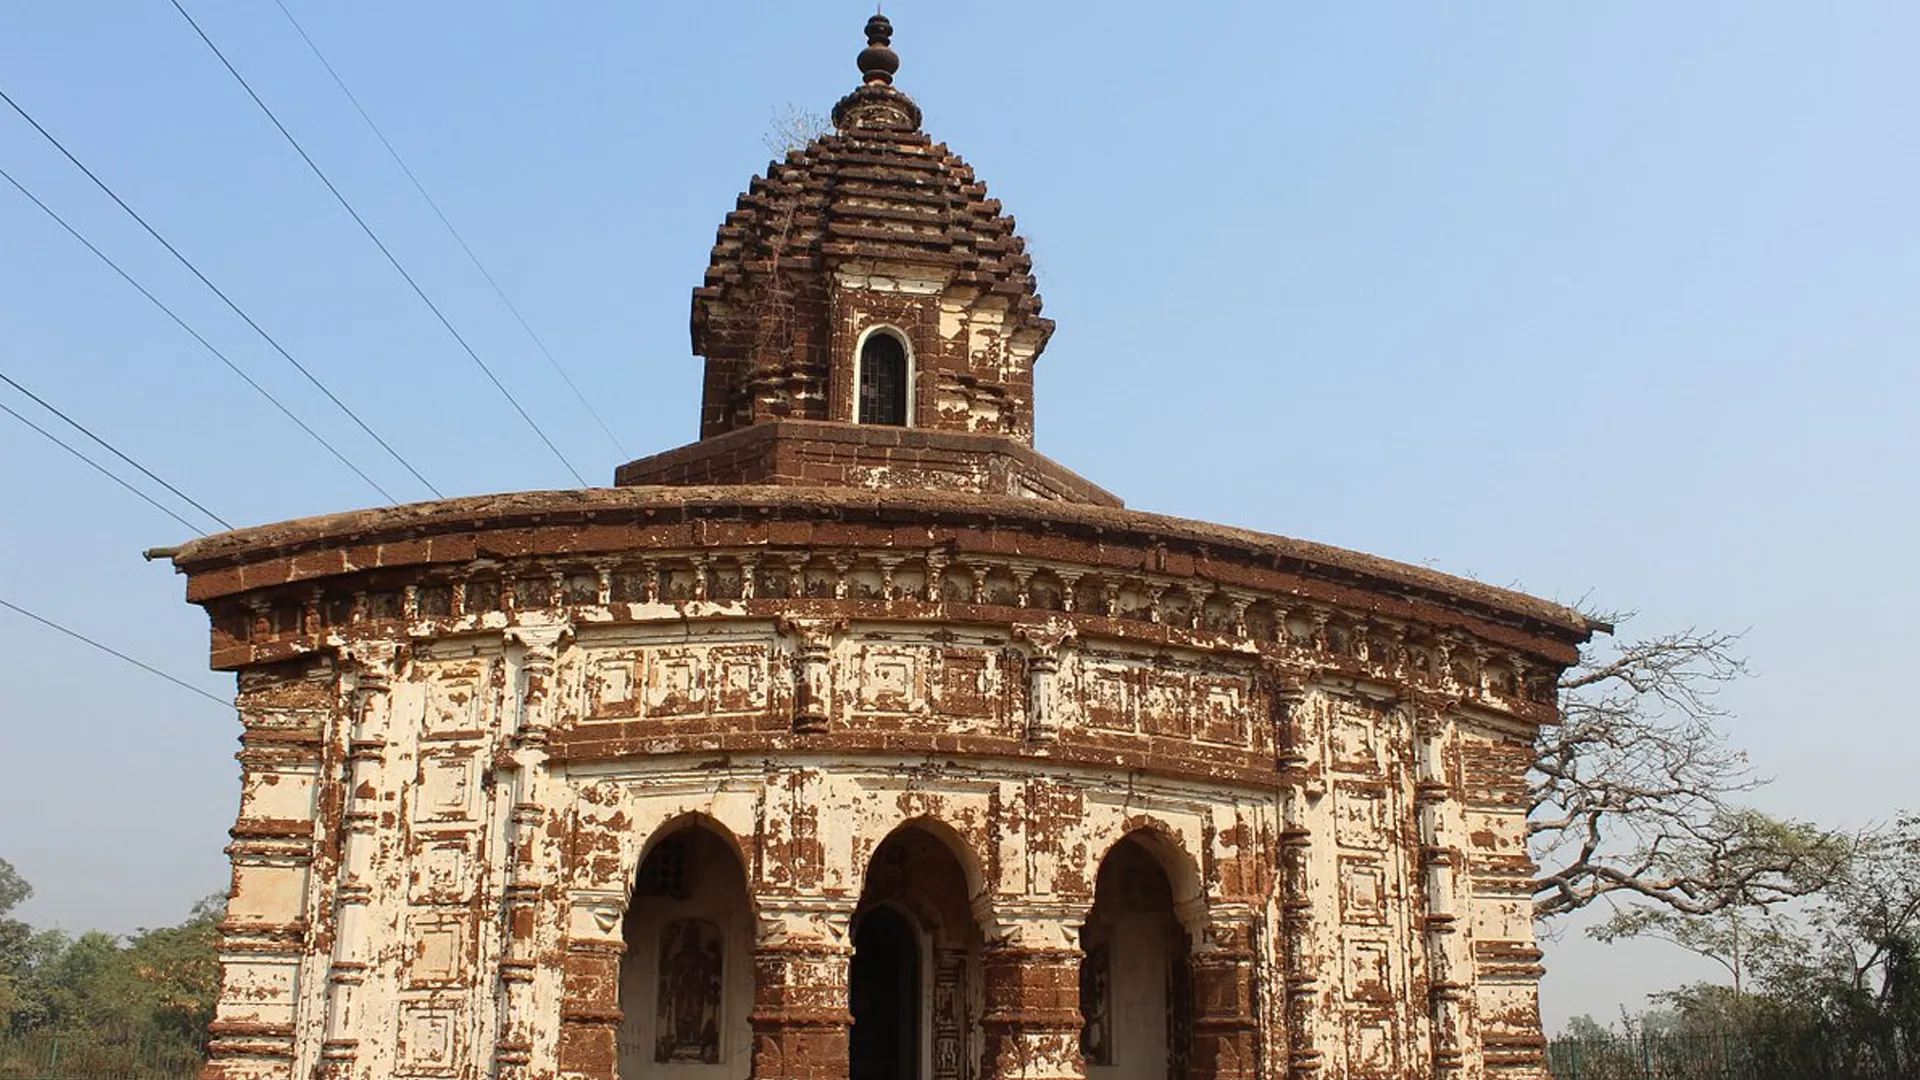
[858,13,899,86]
[832,12,921,132]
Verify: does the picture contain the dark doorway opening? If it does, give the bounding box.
[850,904,920,1080]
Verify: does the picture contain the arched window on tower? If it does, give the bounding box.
[857,331,910,426]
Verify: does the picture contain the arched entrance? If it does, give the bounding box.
[1081,833,1195,1080]
[850,905,920,1080]
[850,822,986,1080]
[618,822,754,1080]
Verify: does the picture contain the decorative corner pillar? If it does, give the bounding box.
[749,898,857,1080]
[201,657,340,1080]
[981,906,1087,1080]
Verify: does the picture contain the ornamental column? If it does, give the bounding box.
[749,897,857,1080]
[557,891,626,1080]
[315,653,397,1080]
[1273,681,1328,1080]
[495,630,565,1080]
[981,904,1087,1080]
[1188,910,1261,1080]
[1416,710,1480,1079]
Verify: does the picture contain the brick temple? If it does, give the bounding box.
[173,16,1595,1080]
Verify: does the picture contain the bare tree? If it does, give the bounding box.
[763,104,830,158]
[1531,612,1847,920]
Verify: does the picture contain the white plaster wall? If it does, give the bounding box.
[1086,911,1171,1080]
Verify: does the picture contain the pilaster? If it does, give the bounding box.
[495,630,566,1080]
[749,897,857,1080]
[980,905,1086,1080]
[202,659,334,1080]
[1189,910,1261,1080]
[315,653,398,1080]
[1273,682,1329,1080]
[1416,711,1482,1080]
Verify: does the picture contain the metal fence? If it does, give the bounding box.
[0,1033,202,1080]
[1549,1032,1914,1080]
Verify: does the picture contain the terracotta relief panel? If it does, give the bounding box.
[1139,670,1192,738]
[1344,1013,1398,1080]
[1194,675,1250,746]
[1081,665,1135,733]
[1333,783,1387,849]
[932,649,999,727]
[583,645,772,724]
[1332,706,1382,775]
[1344,938,1392,1003]
[412,754,477,824]
[851,644,929,716]
[408,836,477,905]
[421,659,490,736]
[406,912,466,989]
[396,1003,462,1076]
[655,918,724,1064]
[1338,856,1387,927]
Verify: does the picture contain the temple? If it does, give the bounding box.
[172,16,1594,1080]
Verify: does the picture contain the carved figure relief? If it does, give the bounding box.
[655,919,724,1064]
[1079,938,1114,1066]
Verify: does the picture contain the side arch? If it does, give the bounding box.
[1111,817,1208,940]
[618,812,756,1080]
[628,810,756,908]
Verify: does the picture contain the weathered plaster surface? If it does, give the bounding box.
[188,530,1573,1080]
[182,22,1585,1077]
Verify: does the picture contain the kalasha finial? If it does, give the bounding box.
[858,14,899,86]
[832,11,921,132]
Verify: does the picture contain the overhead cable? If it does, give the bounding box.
[0,398,205,534]
[0,163,399,503]
[0,368,232,530]
[0,596,230,708]
[273,0,629,458]
[0,85,443,499]
[167,0,589,487]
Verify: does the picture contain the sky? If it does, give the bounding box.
[0,1,1914,1032]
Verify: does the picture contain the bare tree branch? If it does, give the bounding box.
[1531,611,1843,920]
[763,104,829,158]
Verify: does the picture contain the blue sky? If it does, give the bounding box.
[0,2,1913,1029]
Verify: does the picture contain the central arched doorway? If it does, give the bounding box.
[1081,832,1195,1080]
[850,905,921,1080]
[850,821,986,1080]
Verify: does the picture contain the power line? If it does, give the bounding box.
[167,0,589,487]
[0,84,443,499]
[0,162,399,503]
[0,368,232,530]
[272,0,629,459]
[0,397,205,534]
[0,596,230,708]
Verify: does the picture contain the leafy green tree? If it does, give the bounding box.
[123,894,224,1047]
[0,857,31,1025]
